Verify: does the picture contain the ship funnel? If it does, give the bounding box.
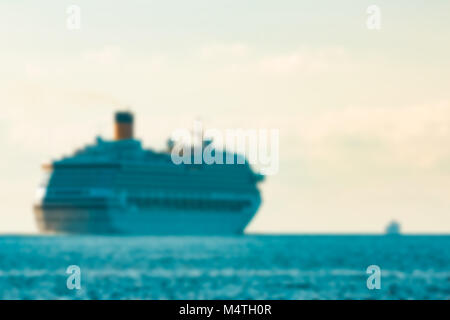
[114,111,134,140]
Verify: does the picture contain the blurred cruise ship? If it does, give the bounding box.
[34,112,264,235]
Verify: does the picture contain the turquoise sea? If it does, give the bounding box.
[0,235,449,300]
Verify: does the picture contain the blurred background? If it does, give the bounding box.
[0,0,450,234]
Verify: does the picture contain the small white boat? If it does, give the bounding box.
[385,221,401,235]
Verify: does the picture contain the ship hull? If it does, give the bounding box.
[34,206,257,235]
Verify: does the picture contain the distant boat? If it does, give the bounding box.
[385,221,401,235]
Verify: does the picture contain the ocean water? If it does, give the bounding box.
[0,235,448,300]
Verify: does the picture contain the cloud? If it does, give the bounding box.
[199,43,250,59]
[81,46,123,65]
[258,47,346,74]
[298,101,450,171]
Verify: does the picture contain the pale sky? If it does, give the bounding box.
[1,0,449,233]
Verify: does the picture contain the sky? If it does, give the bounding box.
[0,0,449,233]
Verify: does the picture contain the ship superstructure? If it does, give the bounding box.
[34,112,264,235]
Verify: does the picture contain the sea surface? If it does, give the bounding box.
[0,235,448,300]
